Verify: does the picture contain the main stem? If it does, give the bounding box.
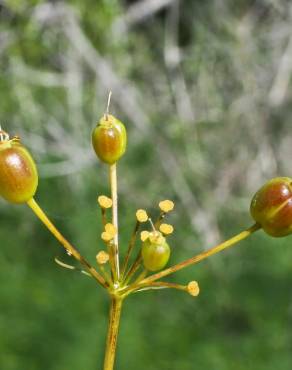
[110,163,120,281]
[103,297,123,370]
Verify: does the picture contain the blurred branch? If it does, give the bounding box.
[164,0,195,123]
[268,30,292,107]
[113,0,177,34]
[39,156,93,178]
[64,45,86,141]
[163,1,199,176]
[63,13,149,133]
[157,139,220,245]
[10,58,66,87]
[10,55,92,178]
[0,31,15,55]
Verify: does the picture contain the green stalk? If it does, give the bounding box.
[103,297,123,370]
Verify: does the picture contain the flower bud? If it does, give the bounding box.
[96,251,110,265]
[250,177,292,237]
[159,200,174,213]
[92,114,127,165]
[0,133,38,204]
[159,223,174,235]
[97,195,112,209]
[187,281,200,297]
[141,231,170,271]
[136,209,148,223]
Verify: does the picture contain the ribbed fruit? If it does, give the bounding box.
[250,177,292,237]
[92,114,127,165]
[0,137,38,203]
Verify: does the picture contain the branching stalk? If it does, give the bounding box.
[54,257,92,277]
[98,264,114,287]
[137,223,261,286]
[134,281,188,293]
[101,208,108,228]
[27,198,107,288]
[154,211,166,228]
[121,220,140,278]
[123,253,142,284]
[133,268,148,284]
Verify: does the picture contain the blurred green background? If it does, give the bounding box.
[1,0,292,369]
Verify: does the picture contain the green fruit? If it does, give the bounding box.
[250,177,292,237]
[142,231,170,271]
[0,136,38,204]
[92,114,127,165]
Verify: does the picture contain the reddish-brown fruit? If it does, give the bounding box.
[0,136,38,204]
[92,114,127,165]
[250,177,292,237]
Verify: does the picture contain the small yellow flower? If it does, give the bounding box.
[159,200,174,213]
[105,223,117,237]
[96,251,110,265]
[97,195,113,209]
[101,231,113,243]
[159,223,174,235]
[187,281,200,297]
[136,209,148,223]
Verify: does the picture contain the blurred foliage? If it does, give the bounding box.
[1,0,292,369]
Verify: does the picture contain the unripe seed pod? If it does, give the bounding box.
[0,134,38,204]
[92,114,127,165]
[250,177,292,237]
[141,231,170,271]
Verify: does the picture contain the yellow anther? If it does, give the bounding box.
[101,231,113,242]
[159,223,174,235]
[136,209,148,223]
[105,223,117,236]
[97,195,113,209]
[159,200,174,213]
[140,230,150,242]
[187,281,200,297]
[149,231,164,244]
[96,251,110,265]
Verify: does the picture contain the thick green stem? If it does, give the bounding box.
[103,297,123,370]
